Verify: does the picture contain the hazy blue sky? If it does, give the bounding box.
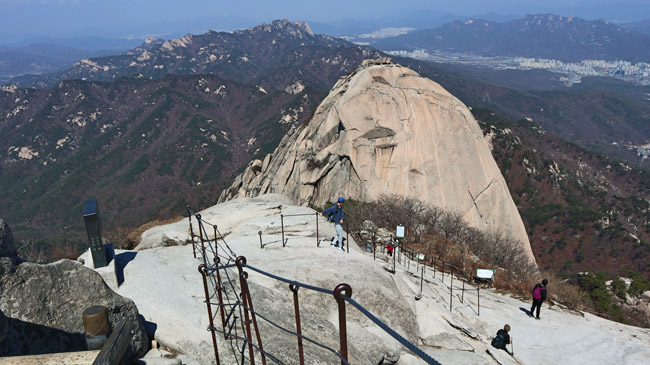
[1,0,649,41]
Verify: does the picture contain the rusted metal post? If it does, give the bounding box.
[235,258,256,364]
[281,214,285,247]
[450,266,454,312]
[197,214,207,265]
[290,284,305,365]
[333,283,352,364]
[213,257,227,337]
[316,212,319,247]
[198,264,221,365]
[432,257,436,279]
[236,257,266,365]
[213,225,218,258]
[346,231,349,253]
[420,265,424,294]
[392,242,396,273]
[187,206,196,258]
[441,260,445,281]
[407,250,410,270]
[478,288,480,316]
[373,232,376,261]
[258,231,263,249]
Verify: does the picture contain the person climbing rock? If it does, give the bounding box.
[320,197,345,251]
[530,279,548,320]
[491,324,513,355]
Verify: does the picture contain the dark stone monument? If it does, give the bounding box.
[0,219,16,257]
[83,199,107,268]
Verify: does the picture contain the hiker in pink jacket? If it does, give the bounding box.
[530,279,548,320]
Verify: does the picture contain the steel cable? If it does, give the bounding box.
[342,295,441,365]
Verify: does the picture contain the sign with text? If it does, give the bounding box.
[476,269,494,280]
[396,225,405,238]
[83,199,107,268]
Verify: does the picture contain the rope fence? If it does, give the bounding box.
[367,235,483,316]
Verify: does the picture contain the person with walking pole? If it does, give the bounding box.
[491,324,513,355]
[320,197,345,251]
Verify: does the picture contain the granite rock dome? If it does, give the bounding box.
[220,59,535,262]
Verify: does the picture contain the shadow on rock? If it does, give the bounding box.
[115,251,138,286]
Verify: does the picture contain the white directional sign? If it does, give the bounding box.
[476,269,494,280]
[396,225,405,238]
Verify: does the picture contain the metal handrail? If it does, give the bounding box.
[188,210,441,364]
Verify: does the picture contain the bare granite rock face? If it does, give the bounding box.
[0,257,148,359]
[0,219,16,257]
[219,59,535,263]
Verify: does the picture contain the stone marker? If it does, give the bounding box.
[0,218,17,257]
[83,199,107,268]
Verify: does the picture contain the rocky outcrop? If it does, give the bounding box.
[0,257,148,359]
[0,219,16,257]
[220,59,535,263]
[134,194,650,364]
[133,195,422,363]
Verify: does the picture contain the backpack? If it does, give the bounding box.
[327,212,335,222]
[491,333,505,349]
[532,285,542,300]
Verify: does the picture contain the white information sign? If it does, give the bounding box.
[476,269,494,280]
[417,253,425,261]
[396,225,405,238]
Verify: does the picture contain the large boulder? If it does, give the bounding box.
[219,59,535,263]
[0,257,148,359]
[0,219,16,257]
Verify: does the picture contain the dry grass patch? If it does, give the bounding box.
[107,216,184,250]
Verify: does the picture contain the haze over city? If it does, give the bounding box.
[1,0,650,42]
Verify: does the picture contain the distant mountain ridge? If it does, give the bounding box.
[0,44,118,83]
[8,20,382,91]
[0,20,384,244]
[619,19,650,37]
[1,19,649,282]
[374,14,650,63]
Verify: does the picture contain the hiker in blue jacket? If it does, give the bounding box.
[321,197,345,250]
[530,279,548,319]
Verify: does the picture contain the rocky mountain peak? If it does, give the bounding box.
[244,19,315,38]
[519,13,614,31]
[219,59,535,263]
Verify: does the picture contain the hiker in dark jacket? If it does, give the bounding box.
[492,324,513,355]
[530,279,548,319]
[320,197,345,250]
